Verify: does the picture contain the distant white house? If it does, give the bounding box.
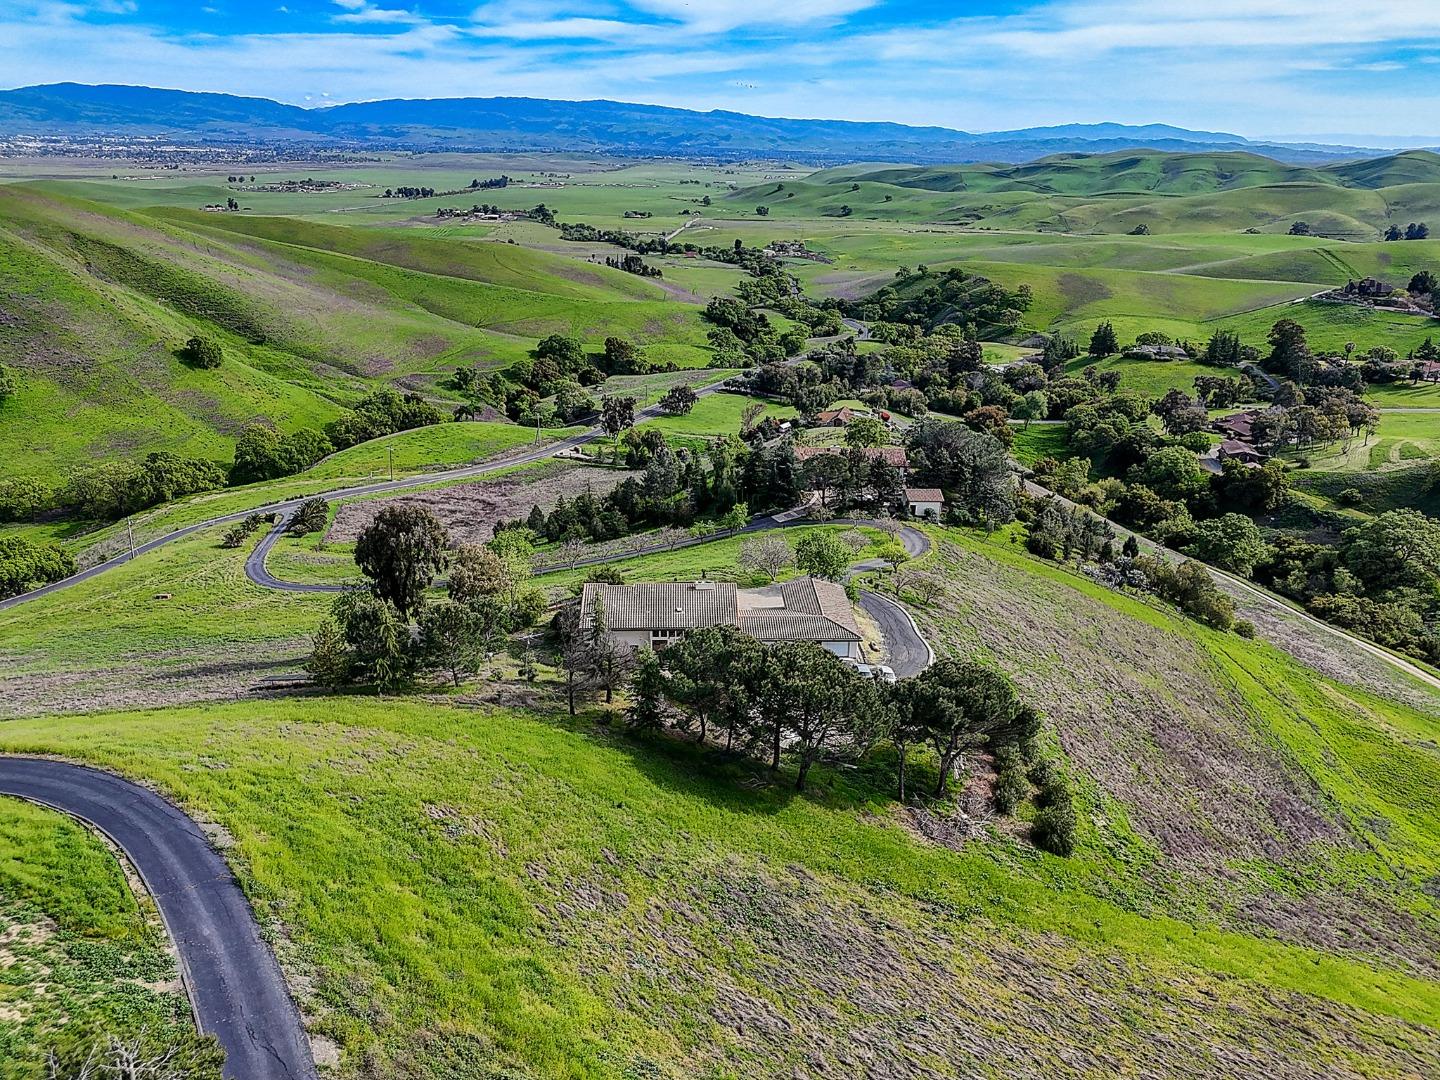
[905,487,944,520]
[578,576,862,658]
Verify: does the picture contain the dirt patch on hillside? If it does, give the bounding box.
[327,463,625,547]
[0,644,310,719]
[909,538,1440,975]
[916,542,1341,865]
[523,854,1440,1080]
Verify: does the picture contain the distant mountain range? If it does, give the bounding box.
[0,83,1419,164]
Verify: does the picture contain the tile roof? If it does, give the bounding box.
[905,487,944,502]
[580,581,736,631]
[581,577,860,643]
[1218,439,1264,458]
[1214,411,1258,437]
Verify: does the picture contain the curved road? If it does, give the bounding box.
[0,382,753,614]
[251,503,936,674]
[0,758,317,1080]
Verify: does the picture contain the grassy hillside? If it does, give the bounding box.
[0,186,709,481]
[1,519,1438,1076]
[764,152,1440,239]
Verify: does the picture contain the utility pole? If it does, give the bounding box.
[127,519,136,562]
[388,445,394,483]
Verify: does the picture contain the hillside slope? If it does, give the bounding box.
[766,151,1440,237]
[0,187,702,481]
[0,519,1437,1076]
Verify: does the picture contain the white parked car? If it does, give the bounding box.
[842,658,897,683]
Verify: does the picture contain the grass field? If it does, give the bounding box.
[0,798,195,1070]
[1010,424,1070,465]
[1277,412,1440,472]
[305,421,581,480]
[1,520,1438,1076]
[637,392,795,439]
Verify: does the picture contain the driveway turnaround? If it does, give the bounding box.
[858,591,933,677]
[0,758,318,1080]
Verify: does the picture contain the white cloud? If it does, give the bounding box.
[330,0,430,25]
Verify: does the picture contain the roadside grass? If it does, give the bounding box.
[0,523,327,678]
[0,798,193,1069]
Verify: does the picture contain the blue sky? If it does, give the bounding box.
[3,1,1440,140]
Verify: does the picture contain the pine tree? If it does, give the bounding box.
[306,620,352,687]
[1088,321,1118,357]
[627,649,667,731]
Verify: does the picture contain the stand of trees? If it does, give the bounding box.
[0,534,76,599]
[309,508,548,692]
[521,434,799,543]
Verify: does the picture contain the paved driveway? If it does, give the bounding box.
[0,758,317,1080]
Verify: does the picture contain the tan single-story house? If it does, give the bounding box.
[905,487,944,519]
[578,576,862,658]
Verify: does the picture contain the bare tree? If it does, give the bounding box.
[740,401,766,435]
[559,537,589,570]
[738,534,796,582]
[896,568,944,605]
[838,528,869,554]
[555,603,595,716]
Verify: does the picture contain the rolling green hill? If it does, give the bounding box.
[0,186,708,481]
[1,518,1438,1077]
[753,151,1440,239]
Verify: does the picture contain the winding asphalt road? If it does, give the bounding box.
[0,379,763,613]
[0,758,317,1080]
[251,495,936,674]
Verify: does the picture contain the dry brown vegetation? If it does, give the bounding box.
[327,463,625,546]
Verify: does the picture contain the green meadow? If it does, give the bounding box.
[2,522,1439,1076]
[5,145,1440,1076]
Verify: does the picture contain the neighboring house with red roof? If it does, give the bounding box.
[905,488,944,519]
[812,407,855,427]
[1213,410,1260,441]
[1217,439,1266,466]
